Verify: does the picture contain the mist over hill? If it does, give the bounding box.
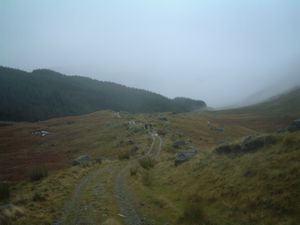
[0,66,206,121]
[222,85,300,116]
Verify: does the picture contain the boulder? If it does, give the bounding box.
[241,136,265,152]
[175,149,197,166]
[215,143,242,154]
[215,135,277,155]
[72,155,91,166]
[287,119,300,132]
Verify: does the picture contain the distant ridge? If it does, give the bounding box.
[0,66,206,121]
[222,86,300,116]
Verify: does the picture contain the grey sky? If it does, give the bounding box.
[1,0,300,107]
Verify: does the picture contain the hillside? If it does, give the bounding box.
[223,86,300,116]
[0,109,299,225]
[0,66,206,121]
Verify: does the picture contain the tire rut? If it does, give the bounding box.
[55,164,119,225]
[114,132,162,225]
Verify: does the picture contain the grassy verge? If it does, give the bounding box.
[131,131,300,225]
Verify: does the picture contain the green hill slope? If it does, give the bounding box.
[0,66,206,121]
[223,86,300,116]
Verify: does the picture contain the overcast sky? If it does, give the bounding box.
[1,0,299,107]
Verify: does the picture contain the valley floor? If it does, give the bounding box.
[0,110,299,225]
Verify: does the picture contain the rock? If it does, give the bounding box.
[241,136,265,152]
[144,123,153,130]
[72,155,91,166]
[32,130,49,137]
[215,135,278,155]
[127,139,134,145]
[215,127,224,132]
[287,119,300,132]
[175,149,197,166]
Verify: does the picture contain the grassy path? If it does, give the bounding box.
[56,131,162,225]
[57,162,121,225]
[114,132,162,225]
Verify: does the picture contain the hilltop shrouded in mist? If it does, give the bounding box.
[0,0,299,107]
[0,66,206,121]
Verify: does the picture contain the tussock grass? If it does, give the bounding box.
[9,164,95,224]
[133,131,300,225]
[118,150,131,160]
[0,204,25,225]
[32,192,46,202]
[0,182,10,201]
[139,156,155,170]
[178,195,211,225]
[29,166,48,181]
[130,166,138,176]
[141,171,152,186]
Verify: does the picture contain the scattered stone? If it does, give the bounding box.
[72,155,92,166]
[144,124,153,130]
[175,149,197,166]
[32,130,49,137]
[113,112,121,118]
[128,120,136,126]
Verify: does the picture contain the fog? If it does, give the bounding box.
[1,0,299,107]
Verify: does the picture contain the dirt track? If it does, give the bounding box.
[57,131,162,225]
[114,132,162,225]
[56,163,120,225]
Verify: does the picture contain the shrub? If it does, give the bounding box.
[130,166,138,176]
[118,150,130,160]
[29,166,48,181]
[283,135,300,148]
[0,182,10,201]
[95,158,102,164]
[141,171,152,186]
[130,146,139,155]
[157,129,167,136]
[138,156,155,170]
[80,161,92,168]
[32,192,46,202]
